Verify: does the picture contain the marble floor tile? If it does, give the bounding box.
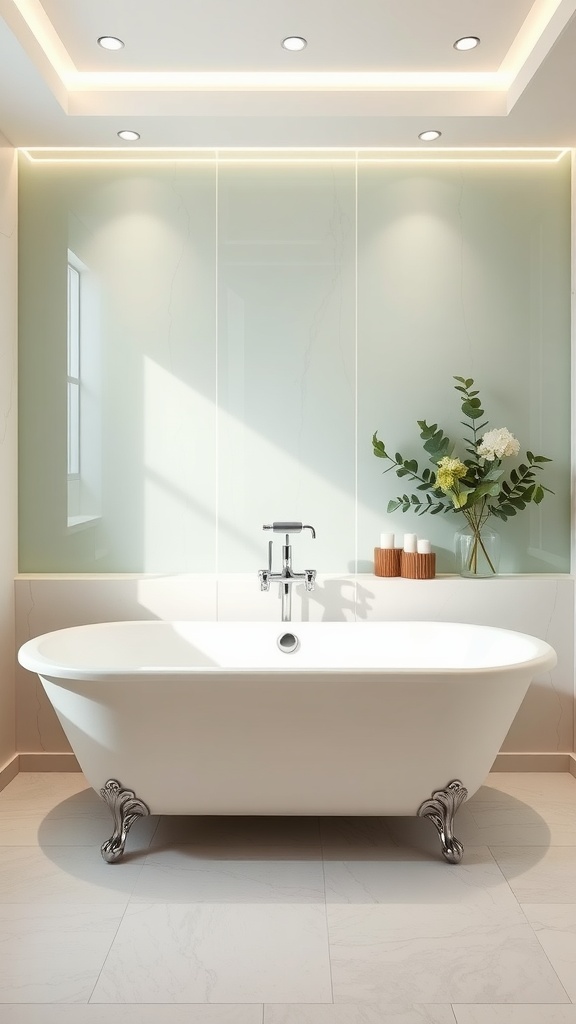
[324,846,517,907]
[522,903,576,1001]
[0,846,144,904]
[468,774,576,808]
[466,800,574,827]
[3,770,576,1017]
[91,902,332,1003]
[453,1007,576,1023]
[132,849,325,903]
[0,807,116,847]
[0,773,90,808]
[463,776,576,845]
[470,823,576,846]
[490,846,576,902]
[1,1007,263,1023]
[0,903,124,1003]
[264,1005,456,1023]
[327,903,569,1004]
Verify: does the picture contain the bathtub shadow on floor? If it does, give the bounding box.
[34,781,552,902]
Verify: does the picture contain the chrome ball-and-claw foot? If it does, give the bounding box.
[99,779,150,863]
[417,779,468,864]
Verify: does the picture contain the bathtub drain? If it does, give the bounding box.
[277,632,299,654]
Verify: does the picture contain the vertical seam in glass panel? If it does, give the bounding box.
[215,157,220,580]
[571,150,576,573]
[354,152,359,591]
[77,265,81,477]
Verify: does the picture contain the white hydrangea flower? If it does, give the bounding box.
[477,427,520,461]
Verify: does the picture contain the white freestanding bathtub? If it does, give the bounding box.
[18,619,556,864]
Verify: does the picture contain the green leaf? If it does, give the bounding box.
[533,455,553,463]
[462,402,485,420]
[533,485,545,504]
[483,466,505,482]
[418,420,436,437]
[372,433,387,456]
[452,492,468,508]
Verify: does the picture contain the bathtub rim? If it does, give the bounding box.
[17,618,558,681]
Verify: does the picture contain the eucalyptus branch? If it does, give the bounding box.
[372,433,444,493]
[490,453,553,521]
[453,375,487,451]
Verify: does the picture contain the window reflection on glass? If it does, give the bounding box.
[67,260,81,479]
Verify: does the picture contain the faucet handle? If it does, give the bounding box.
[263,522,316,539]
[304,569,316,592]
[263,522,304,534]
[258,569,271,592]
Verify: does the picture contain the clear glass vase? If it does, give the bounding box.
[454,520,500,578]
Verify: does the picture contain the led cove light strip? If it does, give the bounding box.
[19,147,570,165]
[68,70,505,91]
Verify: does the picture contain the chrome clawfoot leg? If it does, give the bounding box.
[417,779,468,864]
[99,779,150,863]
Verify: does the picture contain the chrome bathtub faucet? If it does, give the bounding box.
[258,521,317,622]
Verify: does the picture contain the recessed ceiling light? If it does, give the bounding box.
[418,130,442,142]
[98,36,125,50]
[453,36,480,51]
[281,36,307,51]
[117,130,140,141]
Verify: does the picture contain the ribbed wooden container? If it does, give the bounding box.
[374,547,401,577]
[400,551,436,579]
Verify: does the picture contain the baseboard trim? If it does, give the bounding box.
[491,752,576,773]
[17,752,81,773]
[0,752,81,789]
[0,755,19,792]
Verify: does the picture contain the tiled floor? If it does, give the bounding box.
[1,772,576,1022]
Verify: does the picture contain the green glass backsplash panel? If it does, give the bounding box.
[18,155,571,573]
[357,160,571,574]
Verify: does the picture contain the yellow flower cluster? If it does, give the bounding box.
[436,456,467,493]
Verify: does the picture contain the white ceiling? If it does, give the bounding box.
[1,0,576,149]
